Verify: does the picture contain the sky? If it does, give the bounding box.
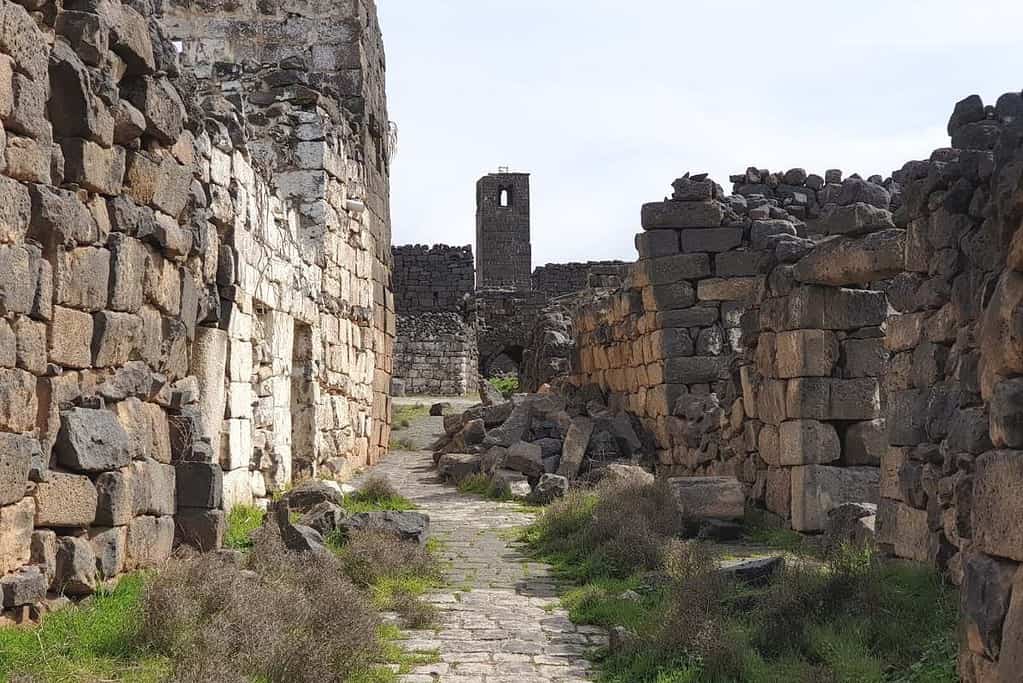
[378,0,1023,267]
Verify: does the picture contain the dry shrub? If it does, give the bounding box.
[356,474,400,502]
[140,531,382,682]
[583,478,688,574]
[334,529,440,588]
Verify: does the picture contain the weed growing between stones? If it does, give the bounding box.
[223,504,266,550]
[522,481,958,682]
[487,373,520,397]
[344,476,417,513]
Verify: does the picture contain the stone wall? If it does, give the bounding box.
[870,94,1023,681]
[163,0,394,498]
[394,313,478,396]
[531,261,629,298]
[392,244,474,313]
[0,0,392,616]
[476,287,548,377]
[390,244,476,396]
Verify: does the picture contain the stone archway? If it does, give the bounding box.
[484,345,524,378]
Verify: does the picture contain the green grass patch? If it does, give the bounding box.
[391,403,428,430]
[521,483,959,683]
[487,374,519,397]
[344,494,417,514]
[224,504,265,550]
[0,574,169,682]
[388,437,415,451]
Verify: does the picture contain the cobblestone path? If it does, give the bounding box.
[356,411,604,682]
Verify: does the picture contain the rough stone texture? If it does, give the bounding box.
[790,465,879,533]
[55,408,131,473]
[0,498,34,574]
[32,472,97,528]
[666,477,744,520]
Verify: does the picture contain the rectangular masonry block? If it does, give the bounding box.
[775,329,839,378]
[791,465,879,532]
[779,420,840,466]
[679,228,742,253]
[697,277,764,302]
[641,201,724,230]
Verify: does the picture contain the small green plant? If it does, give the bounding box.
[345,475,417,513]
[389,436,415,451]
[225,504,266,550]
[487,373,519,397]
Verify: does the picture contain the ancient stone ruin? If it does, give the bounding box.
[392,170,628,394]
[0,0,394,616]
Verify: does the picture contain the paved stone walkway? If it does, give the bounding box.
[356,413,604,682]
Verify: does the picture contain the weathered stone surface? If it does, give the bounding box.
[598,463,655,487]
[843,419,886,466]
[0,497,34,574]
[793,230,905,286]
[974,450,1023,562]
[819,202,895,235]
[279,479,344,513]
[719,556,784,586]
[438,453,480,483]
[95,470,132,527]
[297,502,345,537]
[679,228,742,253]
[30,529,56,585]
[997,567,1023,681]
[49,305,94,369]
[697,277,764,302]
[1,565,46,607]
[92,311,142,367]
[55,408,132,473]
[961,552,1017,658]
[666,477,744,520]
[125,515,174,570]
[340,511,430,545]
[824,502,876,550]
[110,6,155,76]
[0,368,37,433]
[130,459,176,516]
[529,473,569,504]
[641,201,724,229]
[505,441,544,478]
[55,536,97,596]
[0,433,33,506]
[123,77,184,145]
[778,420,840,466]
[33,472,97,527]
[638,253,712,286]
[665,356,728,384]
[175,462,223,510]
[0,176,30,244]
[108,234,147,312]
[490,469,532,499]
[60,138,126,195]
[790,465,879,532]
[991,378,1023,449]
[89,526,127,580]
[776,286,887,331]
[174,508,225,552]
[483,402,530,447]
[774,329,838,378]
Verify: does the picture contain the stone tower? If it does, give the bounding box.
[476,171,532,289]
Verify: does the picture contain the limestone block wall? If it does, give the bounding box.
[394,313,478,396]
[531,261,630,298]
[163,0,395,502]
[0,0,393,616]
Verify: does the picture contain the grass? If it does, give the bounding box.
[388,437,415,450]
[344,475,417,513]
[521,482,959,683]
[488,374,519,397]
[224,504,266,550]
[0,574,170,682]
[457,472,515,501]
[391,403,428,430]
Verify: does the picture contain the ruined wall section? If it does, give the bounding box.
[0,0,227,615]
[390,244,476,396]
[531,261,630,298]
[393,244,474,313]
[476,288,548,377]
[394,313,478,396]
[162,0,394,496]
[162,0,394,484]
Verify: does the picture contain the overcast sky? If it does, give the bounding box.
[378,0,1023,267]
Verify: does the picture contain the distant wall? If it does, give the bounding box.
[392,244,474,314]
[532,261,630,298]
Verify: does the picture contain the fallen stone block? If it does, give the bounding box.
[438,453,481,483]
[667,477,744,520]
[1,565,46,607]
[279,479,344,513]
[529,473,569,504]
[824,502,876,551]
[340,511,430,545]
[505,441,544,478]
[718,556,784,587]
[297,502,345,537]
[490,469,531,499]
[557,417,594,478]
